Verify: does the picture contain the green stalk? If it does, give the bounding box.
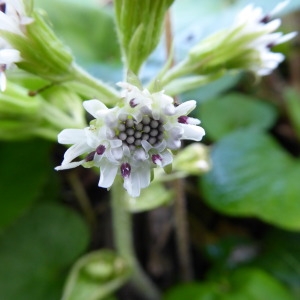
[111,176,160,300]
[70,64,120,105]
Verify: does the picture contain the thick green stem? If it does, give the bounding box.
[70,64,120,105]
[111,177,160,300]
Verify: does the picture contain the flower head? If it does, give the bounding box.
[55,82,205,197]
[232,1,297,75]
[188,1,297,76]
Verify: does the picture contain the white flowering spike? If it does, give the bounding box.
[186,1,297,78]
[55,82,205,197]
[230,1,297,76]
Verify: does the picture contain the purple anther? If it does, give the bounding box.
[129,98,138,108]
[121,163,131,178]
[178,116,189,124]
[0,3,6,13]
[85,151,96,162]
[96,144,106,155]
[261,15,270,24]
[152,154,162,164]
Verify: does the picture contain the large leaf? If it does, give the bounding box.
[0,140,52,230]
[199,93,277,141]
[252,230,300,299]
[0,203,89,300]
[164,268,293,300]
[201,129,300,230]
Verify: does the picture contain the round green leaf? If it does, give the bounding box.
[164,268,293,300]
[252,230,300,299]
[0,203,89,300]
[199,93,277,141]
[0,140,52,230]
[201,129,300,230]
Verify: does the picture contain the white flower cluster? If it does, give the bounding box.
[0,0,32,91]
[233,1,297,76]
[55,82,205,197]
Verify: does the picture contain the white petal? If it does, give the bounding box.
[270,0,289,17]
[169,126,184,140]
[167,138,181,150]
[0,72,6,92]
[175,100,196,116]
[141,140,152,153]
[55,160,84,170]
[57,128,86,144]
[63,142,90,164]
[98,160,118,188]
[264,19,281,33]
[110,139,123,148]
[83,99,107,118]
[134,148,148,160]
[155,140,167,152]
[187,117,201,125]
[138,165,151,188]
[163,104,175,115]
[276,31,297,44]
[110,147,123,161]
[160,150,173,167]
[181,124,205,141]
[124,172,141,198]
[0,49,21,64]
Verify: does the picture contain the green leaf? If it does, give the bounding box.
[0,140,52,230]
[114,0,174,74]
[199,93,277,141]
[252,230,300,299]
[164,268,293,300]
[164,282,218,300]
[0,203,89,300]
[201,129,300,230]
[62,250,131,300]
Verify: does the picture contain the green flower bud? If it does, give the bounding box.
[114,0,174,74]
[161,3,296,88]
[173,143,211,176]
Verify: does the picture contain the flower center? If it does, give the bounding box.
[115,114,164,150]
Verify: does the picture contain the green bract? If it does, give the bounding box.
[114,0,174,74]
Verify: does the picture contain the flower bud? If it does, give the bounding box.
[173,143,211,175]
[114,0,174,74]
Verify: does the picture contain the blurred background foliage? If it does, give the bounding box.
[1,0,300,299]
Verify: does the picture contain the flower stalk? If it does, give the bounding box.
[111,176,160,300]
[70,64,120,105]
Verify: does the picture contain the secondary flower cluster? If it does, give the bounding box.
[186,1,297,77]
[232,1,297,76]
[55,82,205,197]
